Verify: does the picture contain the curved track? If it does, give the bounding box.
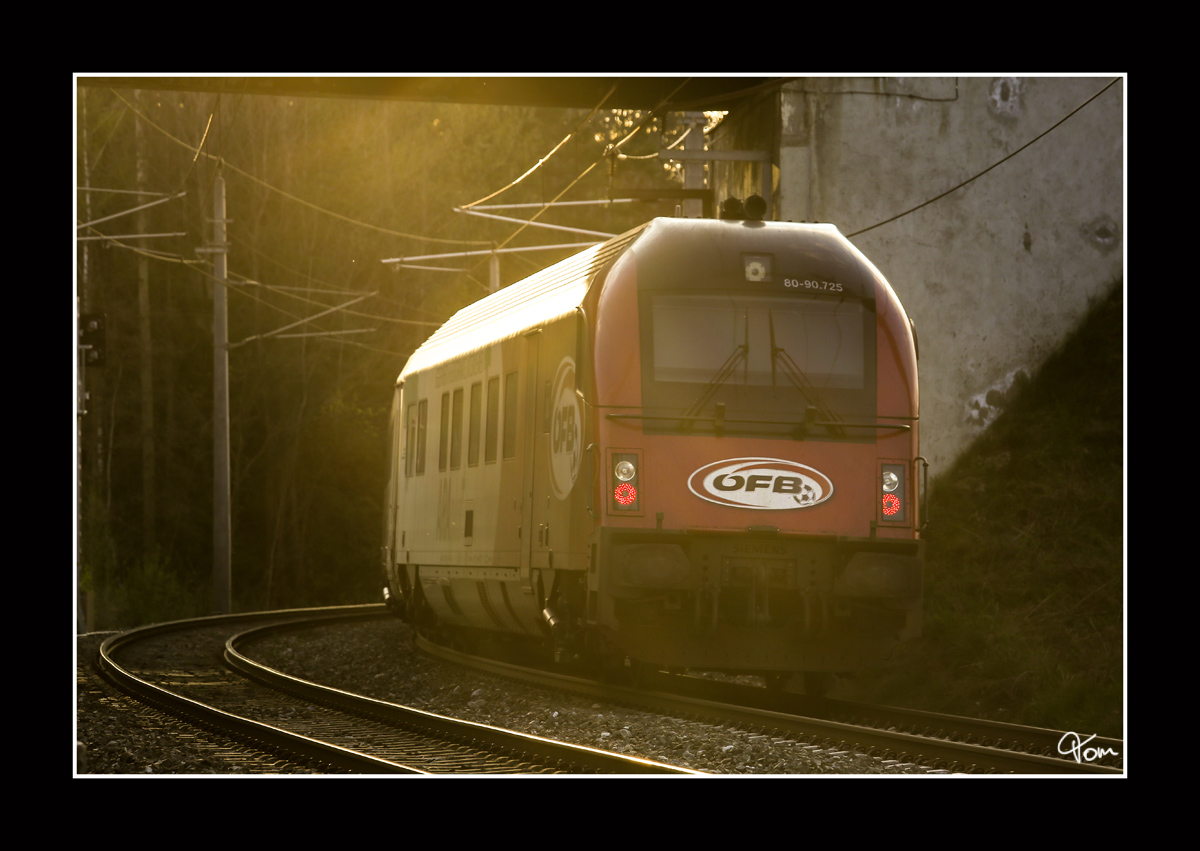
[414,631,1123,775]
[97,606,699,775]
[93,605,1122,775]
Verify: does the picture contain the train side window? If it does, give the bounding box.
[405,403,416,477]
[438,393,450,472]
[415,399,428,476]
[503,370,518,459]
[450,388,463,470]
[468,382,482,467]
[485,376,500,463]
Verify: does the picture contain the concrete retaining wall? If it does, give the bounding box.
[709,76,1124,471]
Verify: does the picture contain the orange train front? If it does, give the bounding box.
[382,211,924,692]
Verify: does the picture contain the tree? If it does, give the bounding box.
[77,84,688,626]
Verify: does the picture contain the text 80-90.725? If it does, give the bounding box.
[784,279,843,292]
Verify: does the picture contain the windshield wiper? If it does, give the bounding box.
[679,310,749,427]
[769,309,844,436]
[680,343,747,426]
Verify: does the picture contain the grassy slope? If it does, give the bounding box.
[846,281,1124,739]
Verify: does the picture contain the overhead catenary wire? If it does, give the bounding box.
[77,158,450,334]
[380,84,674,276]
[94,78,1115,311]
[220,227,448,326]
[96,86,497,337]
[88,221,443,340]
[453,206,617,239]
[103,81,679,304]
[469,198,636,211]
[219,261,445,331]
[222,223,449,326]
[384,242,599,265]
[489,79,694,254]
[77,231,188,241]
[459,83,618,211]
[228,291,378,349]
[76,223,203,265]
[83,86,627,410]
[109,88,489,247]
[85,77,1121,365]
[612,122,694,160]
[76,190,185,230]
[76,186,176,196]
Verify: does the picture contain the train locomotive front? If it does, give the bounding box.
[382,214,923,690]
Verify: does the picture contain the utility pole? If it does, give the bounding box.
[77,87,92,634]
[680,112,707,218]
[660,147,774,220]
[202,171,232,613]
[135,92,157,562]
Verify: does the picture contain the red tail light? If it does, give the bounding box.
[610,451,641,513]
[880,462,907,523]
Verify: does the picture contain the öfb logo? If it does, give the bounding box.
[687,457,834,510]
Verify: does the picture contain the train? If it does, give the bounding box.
[381,201,924,693]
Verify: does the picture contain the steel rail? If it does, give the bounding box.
[660,674,1123,773]
[415,635,1122,775]
[227,616,704,775]
[97,606,424,773]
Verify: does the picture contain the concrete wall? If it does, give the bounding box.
[708,76,1124,472]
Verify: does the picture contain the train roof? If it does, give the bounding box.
[398,223,647,380]
[397,217,886,381]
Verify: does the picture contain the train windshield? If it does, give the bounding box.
[640,292,876,438]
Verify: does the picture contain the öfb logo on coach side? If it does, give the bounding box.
[687,457,834,510]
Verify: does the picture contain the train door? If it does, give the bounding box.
[519,330,540,594]
[382,382,402,585]
[528,315,585,574]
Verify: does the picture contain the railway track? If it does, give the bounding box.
[413,629,1124,775]
[669,676,1124,773]
[87,606,1123,775]
[94,606,699,775]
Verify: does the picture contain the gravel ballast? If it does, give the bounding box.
[76,617,940,775]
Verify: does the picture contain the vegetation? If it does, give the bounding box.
[849,280,1124,739]
[76,86,684,629]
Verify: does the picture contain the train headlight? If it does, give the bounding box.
[610,451,641,512]
[743,253,772,282]
[880,463,907,523]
